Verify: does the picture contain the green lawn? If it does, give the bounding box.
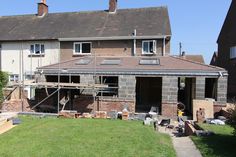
[0,116,175,157]
[191,124,236,157]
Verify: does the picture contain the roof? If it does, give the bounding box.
[0,7,171,41]
[210,52,218,66]
[38,56,227,76]
[181,55,205,64]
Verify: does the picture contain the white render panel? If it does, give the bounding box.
[1,41,60,79]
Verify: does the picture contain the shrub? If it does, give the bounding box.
[228,99,236,136]
[0,71,8,108]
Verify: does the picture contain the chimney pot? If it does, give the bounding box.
[38,0,48,16]
[109,0,117,13]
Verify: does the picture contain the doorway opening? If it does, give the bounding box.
[178,77,196,118]
[136,77,162,113]
[205,78,217,100]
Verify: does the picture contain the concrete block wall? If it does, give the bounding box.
[196,77,205,99]
[161,76,178,118]
[162,76,178,103]
[80,74,95,95]
[217,76,227,103]
[118,75,136,100]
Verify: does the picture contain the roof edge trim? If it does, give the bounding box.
[58,35,171,41]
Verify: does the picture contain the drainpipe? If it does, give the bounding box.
[163,36,166,56]
[0,44,2,70]
[57,41,61,114]
[133,29,137,56]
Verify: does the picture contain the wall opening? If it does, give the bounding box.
[205,78,217,100]
[178,77,196,117]
[38,75,81,111]
[136,77,162,113]
[95,76,118,97]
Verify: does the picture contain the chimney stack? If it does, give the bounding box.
[38,0,48,16]
[109,0,117,13]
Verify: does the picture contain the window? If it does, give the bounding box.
[73,42,91,55]
[101,59,121,65]
[30,44,45,55]
[75,58,91,65]
[230,46,236,59]
[25,75,35,80]
[139,58,160,65]
[9,74,19,82]
[95,76,118,97]
[142,40,156,54]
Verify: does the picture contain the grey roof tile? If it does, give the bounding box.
[0,7,171,41]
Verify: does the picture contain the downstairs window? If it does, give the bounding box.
[95,76,118,97]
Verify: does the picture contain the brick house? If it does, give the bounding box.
[212,0,236,98]
[0,0,228,118]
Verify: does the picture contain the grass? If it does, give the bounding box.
[0,116,175,157]
[191,123,236,157]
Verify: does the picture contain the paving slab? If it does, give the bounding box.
[172,136,202,157]
[158,126,202,157]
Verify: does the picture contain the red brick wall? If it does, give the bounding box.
[213,102,227,114]
[216,1,236,97]
[60,39,170,62]
[73,96,135,113]
[161,103,177,118]
[1,99,32,112]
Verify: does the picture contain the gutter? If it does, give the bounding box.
[37,69,228,77]
[58,35,171,41]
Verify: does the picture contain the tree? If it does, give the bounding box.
[0,71,8,108]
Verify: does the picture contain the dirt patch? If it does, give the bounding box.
[0,120,16,135]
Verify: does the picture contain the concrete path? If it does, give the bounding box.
[172,136,202,157]
[158,126,202,157]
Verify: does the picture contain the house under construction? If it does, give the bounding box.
[0,0,228,119]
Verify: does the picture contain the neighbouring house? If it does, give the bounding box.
[0,0,228,118]
[210,52,218,65]
[213,0,236,98]
[179,53,205,64]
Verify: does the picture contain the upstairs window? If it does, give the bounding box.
[230,46,236,59]
[30,44,45,55]
[142,40,156,54]
[73,42,91,55]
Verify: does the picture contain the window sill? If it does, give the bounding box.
[141,53,156,56]
[230,57,236,60]
[28,54,45,57]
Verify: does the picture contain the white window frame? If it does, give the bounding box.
[230,46,236,59]
[30,44,45,55]
[9,74,19,82]
[142,40,156,55]
[73,42,92,55]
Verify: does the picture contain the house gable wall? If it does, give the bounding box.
[217,1,236,97]
[60,39,170,61]
[0,41,59,79]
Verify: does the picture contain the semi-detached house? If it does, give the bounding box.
[0,0,228,118]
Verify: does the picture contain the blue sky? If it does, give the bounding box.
[0,0,231,63]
